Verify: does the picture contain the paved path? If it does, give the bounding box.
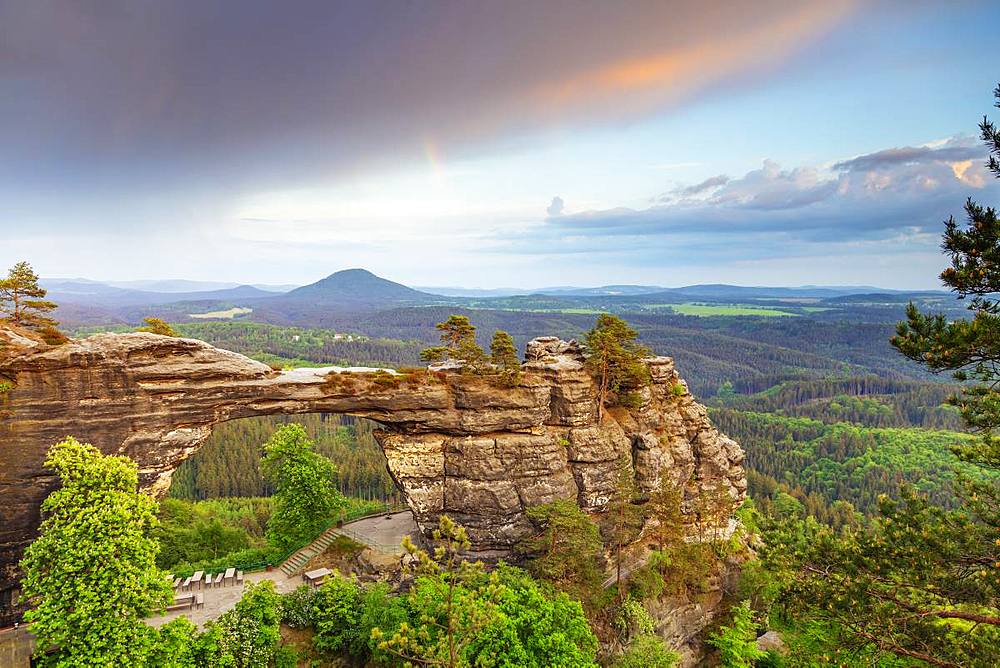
[149,511,417,628]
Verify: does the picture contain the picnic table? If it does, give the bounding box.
[303,567,332,586]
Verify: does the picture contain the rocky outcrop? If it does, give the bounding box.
[0,326,745,634]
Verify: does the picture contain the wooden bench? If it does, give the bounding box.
[303,567,332,586]
[164,593,195,613]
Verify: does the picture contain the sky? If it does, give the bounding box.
[2,0,999,290]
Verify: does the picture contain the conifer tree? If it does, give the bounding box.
[584,314,651,419]
[645,473,687,553]
[490,329,520,386]
[519,499,605,609]
[609,455,644,598]
[0,261,57,328]
[420,315,488,372]
[136,317,178,337]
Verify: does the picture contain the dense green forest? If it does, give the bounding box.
[711,409,985,514]
[169,413,399,503]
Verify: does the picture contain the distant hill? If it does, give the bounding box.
[282,268,432,303]
[105,279,296,293]
[42,279,277,307]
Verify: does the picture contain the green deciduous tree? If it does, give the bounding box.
[466,565,599,668]
[0,261,57,328]
[584,314,651,419]
[20,437,172,667]
[210,580,283,668]
[137,317,179,337]
[261,424,345,552]
[708,600,764,668]
[614,634,678,668]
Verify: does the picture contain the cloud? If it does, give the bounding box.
[665,174,730,199]
[529,135,998,263]
[546,196,565,216]
[0,0,859,198]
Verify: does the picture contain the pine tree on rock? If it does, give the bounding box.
[584,314,651,419]
[490,329,521,386]
[0,261,57,329]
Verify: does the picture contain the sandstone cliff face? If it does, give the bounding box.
[0,327,745,647]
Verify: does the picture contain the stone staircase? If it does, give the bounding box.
[279,526,343,577]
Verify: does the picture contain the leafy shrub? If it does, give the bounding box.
[671,383,686,397]
[312,573,363,656]
[613,597,655,641]
[627,564,665,601]
[212,581,283,668]
[615,634,678,668]
[281,584,319,629]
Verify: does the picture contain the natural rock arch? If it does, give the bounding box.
[0,327,745,625]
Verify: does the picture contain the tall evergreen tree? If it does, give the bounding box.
[584,314,651,419]
[0,261,57,328]
[490,329,520,386]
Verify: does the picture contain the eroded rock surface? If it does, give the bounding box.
[0,326,745,631]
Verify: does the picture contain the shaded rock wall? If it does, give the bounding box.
[0,328,745,629]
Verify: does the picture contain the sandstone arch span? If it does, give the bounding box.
[0,327,745,625]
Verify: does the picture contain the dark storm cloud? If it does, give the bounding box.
[0,0,859,198]
[530,137,998,261]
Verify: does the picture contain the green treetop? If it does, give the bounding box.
[0,261,57,329]
[421,315,489,372]
[20,437,172,666]
[584,314,651,419]
[519,499,606,610]
[707,600,765,668]
[490,329,521,385]
[136,317,179,337]
[261,423,345,552]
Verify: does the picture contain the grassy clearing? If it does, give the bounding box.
[189,306,253,319]
[667,302,797,317]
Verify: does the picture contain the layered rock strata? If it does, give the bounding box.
[0,327,745,628]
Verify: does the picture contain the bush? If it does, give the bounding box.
[281,584,319,629]
[38,325,69,345]
[212,581,283,668]
[312,574,363,656]
[615,634,678,668]
[627,564,665,601]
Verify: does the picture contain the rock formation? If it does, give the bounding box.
[0,325,746,642]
